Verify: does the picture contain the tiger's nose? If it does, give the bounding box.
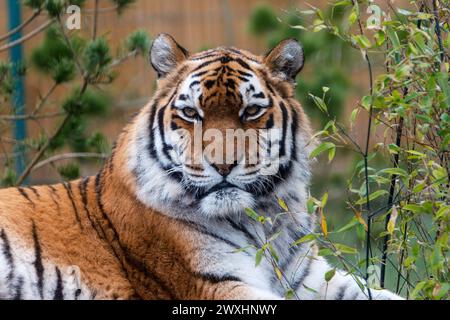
[211,162,237,177]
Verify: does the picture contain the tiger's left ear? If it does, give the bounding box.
[264,38,304,82]
[150,33,189,78]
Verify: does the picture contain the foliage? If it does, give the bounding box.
[249,0,449,300]
[248,4,354,125]
[0,0,149,186]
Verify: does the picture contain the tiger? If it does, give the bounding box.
[0,34,402,300]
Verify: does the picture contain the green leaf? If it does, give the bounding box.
[325,269,336,282]
[245,208,259,221]
[308,94,328,114]
[353,35,372,49]
[255,249,263,267]
[328,144,336,162]
[278,198,289,211]
[379,167,408,177]
[355,190,388,205]
[403,204,423,213]
[318,248,334,256]
[291,234,316,246]
[334,243,358,254]
[307,198,316,214]
[309,142,335,159]
[336,217,359,233]
[321,192,329,207]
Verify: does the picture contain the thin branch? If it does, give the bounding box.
[31,152,109,172]
[15,114,70,186]
[32,82,58,116]
[15,78,89,185]
[380,115,404,288]
[84,5,120,14]
[56,16,85,78]
[92,0,100,40]
[0,19,54,53]
[110,50,138,68]
[351,0,375,300]
[0,9,42,43]
[432,0,445,63]
[0,112,64,121]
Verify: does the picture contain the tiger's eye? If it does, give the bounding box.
[244,105,260,117]
[182,107,198,118]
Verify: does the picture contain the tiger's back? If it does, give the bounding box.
[0,180,136,299]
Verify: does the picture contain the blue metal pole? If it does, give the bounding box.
[7,0,26,178]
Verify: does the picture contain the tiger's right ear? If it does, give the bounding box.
[150,34,189,78]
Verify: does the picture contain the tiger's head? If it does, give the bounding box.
[126,34,314,220]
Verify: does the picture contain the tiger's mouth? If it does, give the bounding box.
[208,181,239,194]
[195,181,241,199]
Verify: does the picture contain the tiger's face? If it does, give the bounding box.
[129,34,313,219]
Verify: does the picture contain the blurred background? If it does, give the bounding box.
[1,0,418,294]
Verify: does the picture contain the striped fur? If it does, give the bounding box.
[0,35,401,300]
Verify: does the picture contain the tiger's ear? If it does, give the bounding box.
[264,38,304,82]
[150,34,189,78]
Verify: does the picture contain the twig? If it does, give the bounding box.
[0,112,64,121]
[84,5,119,14]
[15,114,70,185]
[351,0,375,299]
[432,0,445,63]
[93,0,100,40]
[0,9,42,43]
[32,82,58,115]
[0,19,54,53]
[31,152,109,172]
[110,50,138,68]
[396,221,409,294]
[380,91,406,288]
[56,16,85,78]
[15,78,89,185]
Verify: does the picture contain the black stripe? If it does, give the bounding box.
[0,229,14,281]
[292,256,313,291]
[63,182,83,230]
[349,290,360,300]
[198,272,241,284]
[48,186,61,213]
[189,80,200,88]
[189,53,220,61]
[234,58,252,70]
[17,187,33,205]
[94,172,169,298]
[157,104,174,163]
[204,79,215,89]
[148,102,158,159]
[265,114,274,129]
[236,69,253,77]
[148,90,177,162]
[78,177,107,243]
[291,107,298,161]
[31,222,45,299]
[192,57,223,72]
[183,220,247,254]
[191,70,209,77]
[225,217,260,246]
[53,267,64,300]
[279,101,289,157]
[27,186,40,198]
[13,276,23,300]
[336,283,348,300]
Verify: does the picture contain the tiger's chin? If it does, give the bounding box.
[199,187,255,218]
